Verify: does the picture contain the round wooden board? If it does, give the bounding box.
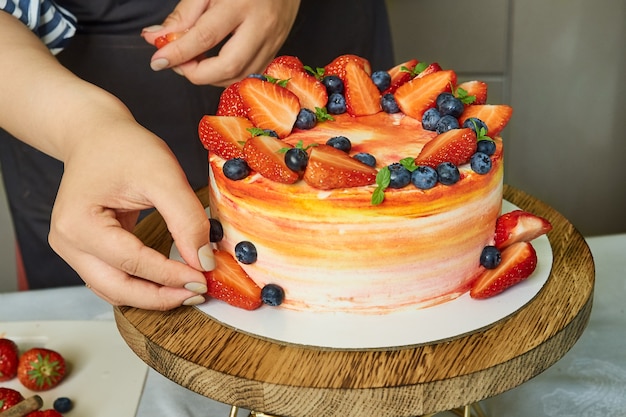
[114,184,594,417]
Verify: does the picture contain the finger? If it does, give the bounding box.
[141,0,209,43]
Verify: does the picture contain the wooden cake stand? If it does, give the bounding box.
[114,184,594,417]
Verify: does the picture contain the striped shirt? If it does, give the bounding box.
[1,0,76,54]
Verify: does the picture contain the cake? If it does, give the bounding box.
[197,55,549,314]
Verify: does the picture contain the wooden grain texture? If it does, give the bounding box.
[115,184,594,416]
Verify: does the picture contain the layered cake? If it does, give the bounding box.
[197,55,549,314]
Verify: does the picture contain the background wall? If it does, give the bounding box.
[1,0,624,291]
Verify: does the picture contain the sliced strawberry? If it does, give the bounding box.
[198,115,253,159]
[265,55,304,71]
[383,58,419,94]
[457,80,488,105]
[343,61,381,116]
[243,134,300,184]
[303,144,377,189]
[459,104,513,137]
[216,82,247,117]
[415,128,477,168]
[205,250,262,310]
[415,62,442,79]
[470,241,538,299]
[264,60,328,110]
[0,387,24,411]
[324,54,372,81]
[494,210,553,250]
[154,31,185,49]
[238,77,300,138]
[394,69,457,120]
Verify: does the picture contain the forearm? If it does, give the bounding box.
[0,12,136,162]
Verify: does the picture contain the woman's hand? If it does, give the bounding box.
[142,0,301,86]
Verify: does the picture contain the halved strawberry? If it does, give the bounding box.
[459,104,513,137]
[324,54,372,81]
[264,60,328,110]
[216,82,247,117]
[238,77,300,138]
[154,31,185,49]
[415,128,477,168]
[0,387,24,412]
[303,144,377,189]
[343,61,381,116]
[494,210,553,250]
[383,58,419,94]
[415,62,442,79]
[457,80,488,105]
[205,250,262,310]
[394,69,457,120]
[198,115,253,159]
[266,55,304,71]
[243,134,300,184]
[470,241,538,299]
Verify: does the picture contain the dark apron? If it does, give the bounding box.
[0,0,393,289]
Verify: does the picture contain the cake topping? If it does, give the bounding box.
[205,250,263,311]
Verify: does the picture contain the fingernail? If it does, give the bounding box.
[182,294,205,306]
[142,25,164,34]
[185,281,207,294]
[172,66,184,76]
[151,58,170,71]
[198,244,216,271]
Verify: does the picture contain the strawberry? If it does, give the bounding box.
[383,58,419,94]
[494,210,553,250]
[415,128,477,168]
[204,250,262,310]
[26,410,63,417]
[17,348,66,391]
[303,144,377,189]
[264,59,328,110]
[414,62,442,79]
[0,387,24,411]
[243,134,300,184]
[238,77,300,138]
[394,69,457,120]
[154,31,185,49]
[266,55,304,71]
[324,54,372,81]
[216,82,247,117]
[198,115,254,159]
[459,104,513,137]
[470,241,538,299]
[0,338,19,381]
[343,61,382,116]
[457,80,488,105]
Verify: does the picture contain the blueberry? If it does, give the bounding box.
[437,94,464,118]
[222,158,250,180]
[53,397,73,413]
[327,93,347,114]
[480,246,502,269]
[463,117,488,136]
[322,75,344,94]
[387,163,411,189]
[436,162,461,185]
[262,129,279,138]
[435,115,460,134]
[422,108,441,131]
[247,73,268,81]
[381,93,400,113]
[436,92,455,109]
[209,218,224,242]
[326,135,351,152]
[234,241,257,264]
[411,165,438,190]
[284,147,309,172]
[353,152,377,167]
[476,139,496,156]
[470,152,492,174]
[294,108,317,130]
[261,284,285,306]
[371,70,391,92]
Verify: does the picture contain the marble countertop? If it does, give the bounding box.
[1,234,624,416]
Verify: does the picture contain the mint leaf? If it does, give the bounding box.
[414,62,429,75]
[247,127,266,137]
[315,107,335,122]
[371,167,391,205]
[304,65,325,79]
[399,157,418,172]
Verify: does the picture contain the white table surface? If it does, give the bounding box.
[1,234,624,417]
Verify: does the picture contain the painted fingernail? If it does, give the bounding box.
[150,58,170,71]
[182,294,205,306]
[198,244,216,271]
[185,281,207,294]
[142,25,164,34]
